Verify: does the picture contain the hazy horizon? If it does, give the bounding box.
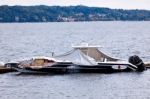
[1,4,150,11]
[0,0,150,10]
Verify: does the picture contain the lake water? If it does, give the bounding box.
[0,21,150,99]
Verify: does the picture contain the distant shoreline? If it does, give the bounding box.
[0,5,150,22]
[0,20,150,24]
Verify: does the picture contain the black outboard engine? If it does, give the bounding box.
[129,55,145,71]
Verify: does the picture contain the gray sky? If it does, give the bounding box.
[0,0,150,10]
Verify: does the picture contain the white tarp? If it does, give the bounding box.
[54,49,97,65]
[71,47,119,62]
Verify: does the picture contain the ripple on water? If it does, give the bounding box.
[0,22,150,99]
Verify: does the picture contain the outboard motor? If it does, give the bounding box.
[129,55,145,71]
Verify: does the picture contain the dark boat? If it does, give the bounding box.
[10,60,142,74]
[9,44,145,74]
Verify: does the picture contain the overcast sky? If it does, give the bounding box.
[0,0,150,10]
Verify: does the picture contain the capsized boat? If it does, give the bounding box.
[9,43,145,74]
[8,56,73,74]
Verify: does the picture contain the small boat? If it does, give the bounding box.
[54,43,145,73]
[9,43,145,74]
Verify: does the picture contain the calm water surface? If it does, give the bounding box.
[0,21,150,99]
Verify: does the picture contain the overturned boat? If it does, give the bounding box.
[9,44,145,74]
[7,57,73,74]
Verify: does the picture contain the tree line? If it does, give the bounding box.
[0,5,150,22]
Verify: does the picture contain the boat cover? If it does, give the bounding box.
[54,47,119,65]
[54,49,97,65]
[77,47,118,62]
